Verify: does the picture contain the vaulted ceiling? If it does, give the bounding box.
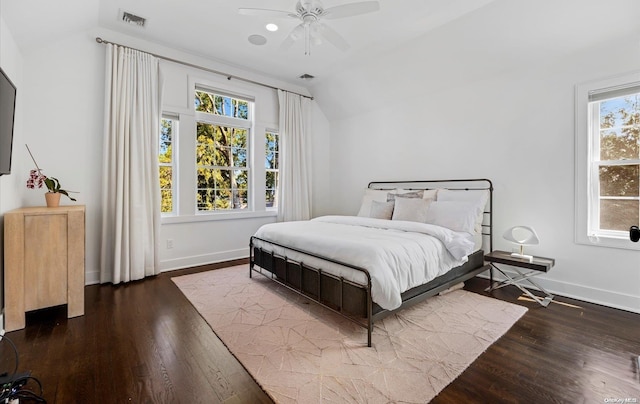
[1,0,497,85]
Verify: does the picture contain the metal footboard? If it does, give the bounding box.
[250,236,375,346]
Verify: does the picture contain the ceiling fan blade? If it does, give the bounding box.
[280,24,305,50]
[322,1,380,20]
[238,8,297,19]
[316,23,350,51]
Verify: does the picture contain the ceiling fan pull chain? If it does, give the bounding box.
[305,23,311,56]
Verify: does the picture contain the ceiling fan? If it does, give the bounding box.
[239,0,380,55]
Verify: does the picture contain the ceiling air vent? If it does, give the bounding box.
[299,74,315,80]
[121,11,146,27]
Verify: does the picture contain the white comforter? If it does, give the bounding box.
[252,215,476,310]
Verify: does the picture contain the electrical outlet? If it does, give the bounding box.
[166,239,174,249]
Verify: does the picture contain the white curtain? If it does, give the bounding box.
[277,90,312,222]
[100,44,162,284]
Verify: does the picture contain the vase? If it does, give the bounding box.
[45,192,61,207]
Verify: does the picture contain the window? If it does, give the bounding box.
[576,72,640,249]
[159,79,278,223]
[589,89,639,232]
[195,89,252,211]
[265,130,279,208]
[159,116,177,214]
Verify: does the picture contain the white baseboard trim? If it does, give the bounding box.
[86,269,100,285]
[479,270,640,314]
[84,249,250,285]
[159,248,249,273]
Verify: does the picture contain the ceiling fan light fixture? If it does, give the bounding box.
[238,0,380,55]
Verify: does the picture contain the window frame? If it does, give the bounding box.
[194,88,253,213]
[159,115,178,216]
[575,70,640,250]
[265,129,279,211]
[160,75,280,224]
[194,122,251,212]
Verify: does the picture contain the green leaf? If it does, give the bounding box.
[44,177,61,192]
[57,189,77,202]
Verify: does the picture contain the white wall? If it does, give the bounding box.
[310,1,640,313]
[310,102,332,217]
[11,26,330,284]
[0,16,24,213]
[20,30,105,284]
[0,13,25,331]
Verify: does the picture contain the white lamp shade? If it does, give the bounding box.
[503,226,539,245]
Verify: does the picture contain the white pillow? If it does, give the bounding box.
[369,200,394,220]
[425,201,480,234]
[357,189,392,217]
[422,189,438,201]
[392,197,431,222]
[436,189,489,233]
[437,189,489,205]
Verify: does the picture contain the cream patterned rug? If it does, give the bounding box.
[172,265,527,403]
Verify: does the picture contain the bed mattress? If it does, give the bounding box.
[252,215,476,310]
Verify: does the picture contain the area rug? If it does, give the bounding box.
[172,265,527,403]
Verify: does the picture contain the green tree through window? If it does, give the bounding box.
[594,92,640,231]
[159,117,175,213]
[195,90,248,119]
[265,131,279,208]
[195,90,251,211]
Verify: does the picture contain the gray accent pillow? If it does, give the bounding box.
[392,197,431,222]
[369,200,394,220]
[387,190,424,202]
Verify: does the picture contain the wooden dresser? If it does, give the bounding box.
[4,205,85,332]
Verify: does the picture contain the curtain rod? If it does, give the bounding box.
[95,37,313,100]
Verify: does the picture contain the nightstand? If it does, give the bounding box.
[485,250,555,307]
[4,206,86,331]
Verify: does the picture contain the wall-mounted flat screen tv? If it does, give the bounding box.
[0,67,17,176]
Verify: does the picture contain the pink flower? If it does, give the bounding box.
[26,169,46,189]
[25,144,77,201]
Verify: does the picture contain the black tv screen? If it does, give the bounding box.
[0,67,16,176]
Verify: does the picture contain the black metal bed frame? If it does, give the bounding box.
[249,179,493,347]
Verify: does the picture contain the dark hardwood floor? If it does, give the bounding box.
[3,261,639,403]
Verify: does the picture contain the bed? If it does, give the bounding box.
[249,179,493,347]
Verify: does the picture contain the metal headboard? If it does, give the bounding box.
[367,178,494,252]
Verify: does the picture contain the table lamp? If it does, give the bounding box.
[503,226,539,262]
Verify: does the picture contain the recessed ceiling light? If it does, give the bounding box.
[248,35,267,46]
[266,23,278,32]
